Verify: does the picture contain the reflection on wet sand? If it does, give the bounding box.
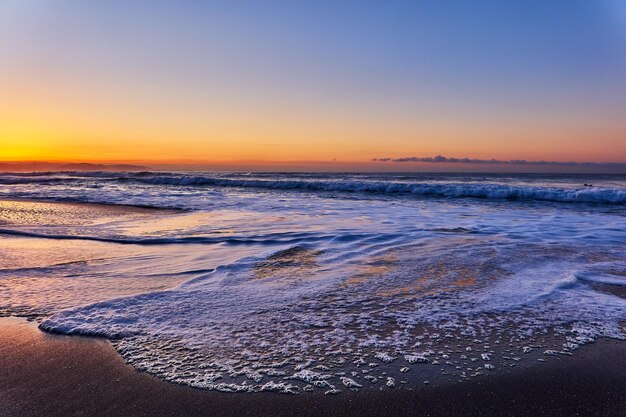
[0,199,157,227]
[254,246,323,280]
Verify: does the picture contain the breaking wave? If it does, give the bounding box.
[0,171,625,204]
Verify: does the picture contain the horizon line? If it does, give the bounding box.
[1,158,625,174]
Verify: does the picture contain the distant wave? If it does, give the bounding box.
[133,176,626,203]
[1,172,625,204]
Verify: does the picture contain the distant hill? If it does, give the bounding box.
[0,162,150,172]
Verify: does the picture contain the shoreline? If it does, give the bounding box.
[1,317,625,417]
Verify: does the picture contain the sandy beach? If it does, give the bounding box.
[1,317,624,417]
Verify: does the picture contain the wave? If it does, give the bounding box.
[98,173,626,203]
[0,228,341,246]
[1,172,625,204]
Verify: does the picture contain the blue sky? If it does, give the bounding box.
[1,0,625,166]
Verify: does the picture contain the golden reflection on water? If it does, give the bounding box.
[0,236,196,314]
[253,246,323,280]
[1,199,309,315]
[0,200,194,314]
[342,254,398,287]
[0,199,155,227]
[0,236,115,270]
[343,255,484,298]
[117,210,247,236]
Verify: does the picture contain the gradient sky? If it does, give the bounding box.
[1,0,625,168]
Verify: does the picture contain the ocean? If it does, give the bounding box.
[0,171,625,394]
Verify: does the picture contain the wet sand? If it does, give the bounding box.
[0,317,624,417]
[0,198,173,227]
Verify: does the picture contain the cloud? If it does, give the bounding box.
[372,155,626,167]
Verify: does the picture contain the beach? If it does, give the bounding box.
[0,174,625,415]
[1,317,625,417]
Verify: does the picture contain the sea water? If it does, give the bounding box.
[0,172,624,393]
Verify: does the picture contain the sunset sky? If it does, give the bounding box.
[1,1,625,169]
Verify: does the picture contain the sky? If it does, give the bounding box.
[1,0,625,171]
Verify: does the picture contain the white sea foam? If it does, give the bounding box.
[38,238,626,393]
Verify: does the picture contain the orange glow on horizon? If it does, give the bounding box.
[1,75,625,166]
[3,110,626,165]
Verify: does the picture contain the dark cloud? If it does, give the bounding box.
[372,155,626,167]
